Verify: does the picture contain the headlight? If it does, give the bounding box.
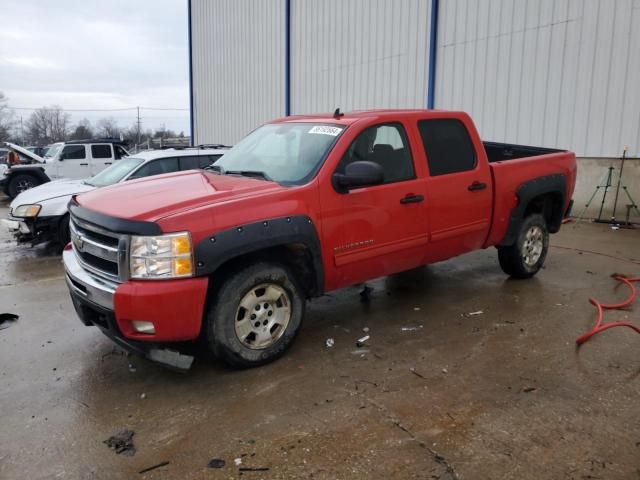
[12,204,41,217]
[129,232,194,279]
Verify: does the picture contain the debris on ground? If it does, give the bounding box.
[140,393,146,400]
[325,338,335,348]
[207,458,225,469]
[138,461,170,474]
[467,310,484,316]
[104,429,136,456]
[128,363,137,373]
[413,306,421,311]
[401,325,423,332]
[234,457,243,466]
[359,285,373,302]
[356,335,370,348]
[442,368,448,374]
[363,327,370,333]
[0,313,18,330]
[522,386,537,393]
[410,367,426,379]
[239,467,270,472]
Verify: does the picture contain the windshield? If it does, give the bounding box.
[44,143,62,159]
[86,157,144,187]
[215,123,345,185]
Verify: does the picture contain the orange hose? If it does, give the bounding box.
[576,275,640,345]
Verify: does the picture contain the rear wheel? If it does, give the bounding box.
[8,174,40,198]
[498,214,549,279]
[204,262,305,368]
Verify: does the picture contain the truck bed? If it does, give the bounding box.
[484,148,577,248]
[483,141,563,163]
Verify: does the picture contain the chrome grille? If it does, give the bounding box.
[70,216,129,283]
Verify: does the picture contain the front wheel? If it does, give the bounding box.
[8,174,41,198]
[204,262,305,368]
[498,214,549,279]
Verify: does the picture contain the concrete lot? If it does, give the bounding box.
[0,196,639,480]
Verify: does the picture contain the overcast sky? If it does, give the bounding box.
[0,0,190,135]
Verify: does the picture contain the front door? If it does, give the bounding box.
[417,117,492,261]
[57,144,90,179]
[320,122,428,288]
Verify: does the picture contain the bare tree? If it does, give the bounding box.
[0,92,15,143]
[25,106,70,144]
[96,117,120,138]
[69,118,94,140]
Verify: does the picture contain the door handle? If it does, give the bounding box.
[80,163,89,166]
[400,194,424,204]
[468,181,487,191]
[104,162,112,165]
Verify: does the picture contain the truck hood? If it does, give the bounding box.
[74,170,285,222]
[4,142,44,163]
[10,179,95,209]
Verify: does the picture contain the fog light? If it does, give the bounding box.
[132,321,155,334]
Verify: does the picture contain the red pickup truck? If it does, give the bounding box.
[63,110,576,369]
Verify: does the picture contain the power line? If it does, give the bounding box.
[8,105,189,112]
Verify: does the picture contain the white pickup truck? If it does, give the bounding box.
[1,139,129,199]
[4,146,228,247]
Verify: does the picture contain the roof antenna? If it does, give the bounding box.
[333,108,344,119]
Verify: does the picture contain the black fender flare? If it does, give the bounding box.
[7,166,50,184]
[194,215,324,296]
[499,174,567,246]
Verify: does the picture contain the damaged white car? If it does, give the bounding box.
[3,146,228,247]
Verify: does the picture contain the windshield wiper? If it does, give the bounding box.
[206,164,225,174]
[226,170,273,181]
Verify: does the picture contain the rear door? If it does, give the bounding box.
[417,117,492,260]
[319,122,428,287]
[57,145,89,179]
[89,144,114,175]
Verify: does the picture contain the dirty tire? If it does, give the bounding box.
[57,214,70,249]
[7,174,40,199]
[204,262,305,368]
[498,214,549,279]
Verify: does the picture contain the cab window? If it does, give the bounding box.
[91,144,112,159]
[60,145,86,160]
[335,123,414,184]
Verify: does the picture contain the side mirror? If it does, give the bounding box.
[332,161,384,193]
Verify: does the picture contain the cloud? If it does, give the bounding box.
[1,0,190,133]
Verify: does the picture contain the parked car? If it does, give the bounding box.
[0,139,129,199]
[3,146,228,246]
[62,110,576,370]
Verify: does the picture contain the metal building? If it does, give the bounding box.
[189,0,640,159]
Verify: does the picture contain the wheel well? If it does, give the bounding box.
[523,192,564,233]
[207,243,320,299]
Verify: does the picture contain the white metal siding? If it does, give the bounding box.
[290,0,431,114]
[190,0,285,145]
[435,0,640,157]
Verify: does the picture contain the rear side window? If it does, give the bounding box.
[131,158,179,178]
[91,144,112,159]
[60,145,86,160]
[204,155,222,167]
[179,156,200,170]
[418,119,476,176]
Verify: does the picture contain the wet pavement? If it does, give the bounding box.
[1,195,639,479]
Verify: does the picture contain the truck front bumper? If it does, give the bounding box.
[63,248,209,370]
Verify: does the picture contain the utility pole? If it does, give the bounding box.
[20,116,24,145]
[136,106,142,147]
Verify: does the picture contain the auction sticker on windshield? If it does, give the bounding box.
[308,126,343,136]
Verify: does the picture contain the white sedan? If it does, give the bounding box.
[3,146,227,248]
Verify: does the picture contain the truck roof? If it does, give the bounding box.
[271,108,459,126]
